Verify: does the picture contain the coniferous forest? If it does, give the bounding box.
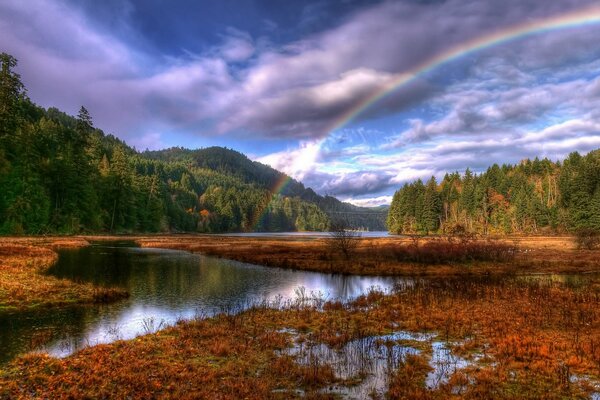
[6,50,600,237]
[387,152,600,235]
[0,53,385,234]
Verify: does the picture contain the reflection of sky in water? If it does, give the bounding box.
[1,243,405,362]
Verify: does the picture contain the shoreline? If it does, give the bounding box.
[2,274,599,399]
[0,237,128,313]
[1,234,599,398]
[132,234,600,277]
[2,233,599,313]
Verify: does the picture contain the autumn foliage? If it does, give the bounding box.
[1,274,599,399]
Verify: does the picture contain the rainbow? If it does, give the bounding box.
[326,5,600,134]
[251,174,293,230]
[252,5,600,231]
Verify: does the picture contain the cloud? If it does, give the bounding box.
[256,140,322,181]
[311,170,396,197]
[218,29,255,62]
[383,65,600,151]
[343,195,393,207]
[129,132,165,151]
[5,0,598,143]
[0,0,144,138]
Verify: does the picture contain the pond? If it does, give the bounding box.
[0,241,404,365]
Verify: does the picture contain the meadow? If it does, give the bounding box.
[1,234,599,398]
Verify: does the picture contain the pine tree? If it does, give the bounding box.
[422,177,441,233]
[0,53,27,141]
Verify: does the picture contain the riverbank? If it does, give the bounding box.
[2,234,598,312]
[0,237,128,312]
[1,275,599,399]
[133,234,600,276]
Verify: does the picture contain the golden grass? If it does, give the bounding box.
[2,234,600,398]
[0,237,128,312]
[132,234,600,277]
[1,276,599,399]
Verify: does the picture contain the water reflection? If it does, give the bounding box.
[0,242,403,364]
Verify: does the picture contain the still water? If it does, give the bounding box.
[0,241,403,364]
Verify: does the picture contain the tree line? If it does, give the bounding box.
[387,151,600,235]
[0,53,331,234]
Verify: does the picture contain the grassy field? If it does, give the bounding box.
[134,234,600,276]
[0,237,128,312]
[1,275,599,399]
[1,234,600,398]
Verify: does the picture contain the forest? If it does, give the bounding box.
[387,152,600,234]
[0,53,384,235]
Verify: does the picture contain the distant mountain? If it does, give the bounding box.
[0,52,386,234]
[143,147,388,231]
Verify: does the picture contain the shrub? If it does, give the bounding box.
[328,220,361,259]
[391,237,517,264]
[575,228,600,250]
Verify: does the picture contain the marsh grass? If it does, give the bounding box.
[136,234,600,277]
[0,240,128,311]
[2,276,599,399]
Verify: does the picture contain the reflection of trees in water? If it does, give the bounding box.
[5,244,402,365]
[0,306,97,365]
[50,245,402,308]
[320,274,399,300]
[49,246,134,286]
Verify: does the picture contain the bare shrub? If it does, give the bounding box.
[392,236,517,264]
[328,220,361,259]
[446,223,476,244]
[575,228,600,250]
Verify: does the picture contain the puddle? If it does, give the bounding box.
[280,330,472,399]
[571,375,600,400]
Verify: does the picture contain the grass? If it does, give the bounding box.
[1,276,599,399]
[2,234,600,398]
[0,237,128,312]
[133,234,600,276]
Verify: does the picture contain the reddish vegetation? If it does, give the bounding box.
[1,275,599,398]
[134,234,600,276]
[0,237,127,311]
[1,235,600,398]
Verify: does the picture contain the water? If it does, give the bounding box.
[281,330,471,399]
[0,241,403,364]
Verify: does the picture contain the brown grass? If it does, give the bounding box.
[1,276,599,399]
[2,234,600,398]
[130,234,600,276]
[0,237,128,312]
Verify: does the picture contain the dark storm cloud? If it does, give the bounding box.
[301,169,397,197]
[2,0,598,143]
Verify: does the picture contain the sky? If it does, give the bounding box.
[2,0,600,206]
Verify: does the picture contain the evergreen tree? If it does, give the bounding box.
[422,177,441,233]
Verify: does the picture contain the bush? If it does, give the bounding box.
[575,228,600,250]
[390,237,517,264]
[328,221,361,259]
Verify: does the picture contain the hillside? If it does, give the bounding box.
[143,147,387,230]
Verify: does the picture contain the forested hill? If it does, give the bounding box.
[0,53,384,234]
[387,151,600,235]
[142,147,388,231]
